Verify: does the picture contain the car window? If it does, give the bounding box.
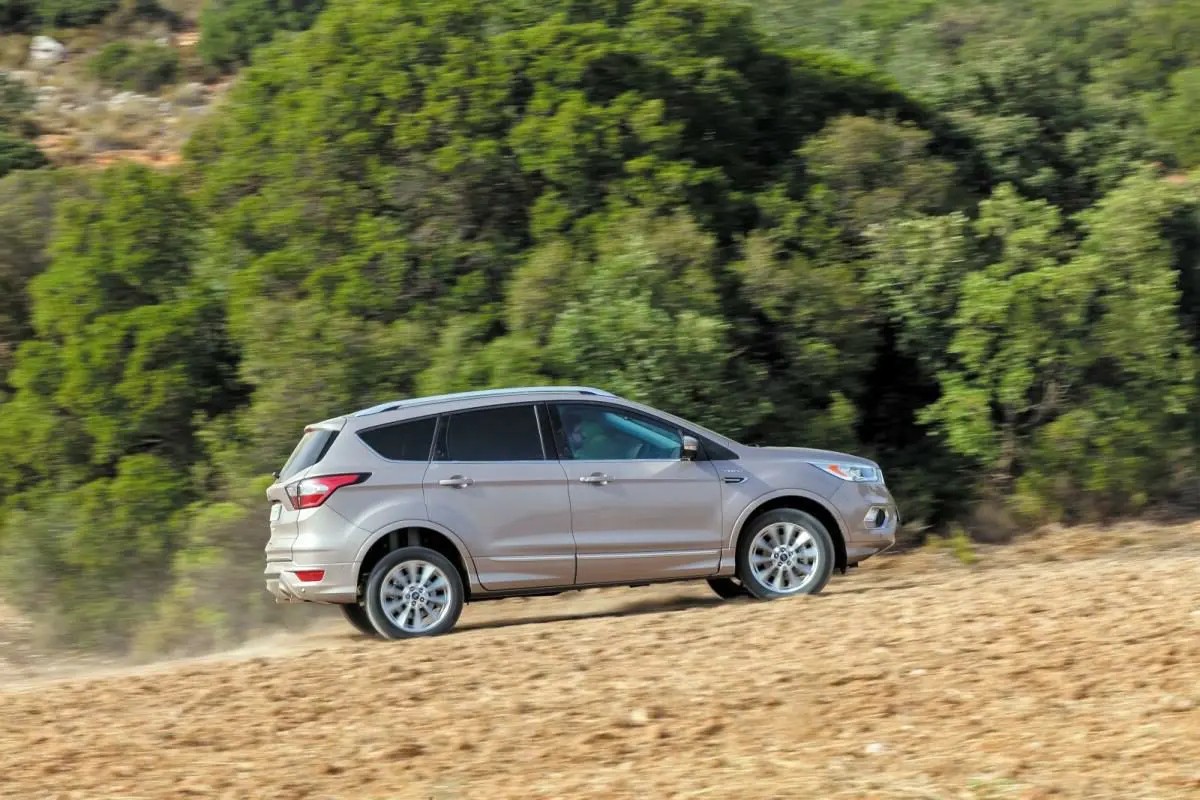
[440,405,544,461]
[278,428,339,481]
[357,416,436,461]
[554,403,682,460]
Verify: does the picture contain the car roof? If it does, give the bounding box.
[348,386,619,418]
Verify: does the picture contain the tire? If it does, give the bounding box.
[736,509,835,599]
[706,576,750,599]
[364,546,465,639]
[339,601,379,637]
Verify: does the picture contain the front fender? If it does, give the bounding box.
[727,488,849,549]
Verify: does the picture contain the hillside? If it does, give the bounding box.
[0,0,1198,664]
[3,524,1198,799]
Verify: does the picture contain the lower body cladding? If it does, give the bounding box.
[265,560,357,603]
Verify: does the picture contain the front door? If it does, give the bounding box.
[549,402,723,584]
[423,403,575,591]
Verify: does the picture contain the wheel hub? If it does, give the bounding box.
[772,545,797,568]
[403,585,430,607]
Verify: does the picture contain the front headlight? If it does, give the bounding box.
[809,462,884,483]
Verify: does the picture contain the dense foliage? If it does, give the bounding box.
[0,74,44,179]
[1,0,1199,653]
[89,40,180,92]
[0,0,119,29]
[197,0,326,70]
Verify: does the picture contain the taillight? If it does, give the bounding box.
[285,473,370,510]
[292,570,326,582]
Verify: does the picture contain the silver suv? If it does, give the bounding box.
[265,387,898,639]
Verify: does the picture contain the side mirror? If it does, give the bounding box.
[681,435,700,461]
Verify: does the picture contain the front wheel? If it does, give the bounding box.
[364,546,465,639]
[706,576,750,599]
[736,509,835,599]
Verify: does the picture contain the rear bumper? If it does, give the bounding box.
[264,560,357,604]
[264,504,367,604]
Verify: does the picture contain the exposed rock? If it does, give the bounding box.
[29,36,66,65]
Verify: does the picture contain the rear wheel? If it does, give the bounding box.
[706,576,750,599]
[339,601,379,637]
[364,546,465,639]
[736,509,835,599]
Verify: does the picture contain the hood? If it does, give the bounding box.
[745,445,877,467]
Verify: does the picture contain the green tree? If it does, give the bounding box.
[198,0,326,70]
[1146,67,1200,169]
[923,176,1197,521]
[0,164,240,647]
[800,114,959,237]
[0,169,87,384]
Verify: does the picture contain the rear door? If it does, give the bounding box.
[549,402,723,584]
[266,422,343,562]
[423,403,576,591]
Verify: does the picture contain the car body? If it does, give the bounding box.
[264,386,899,638]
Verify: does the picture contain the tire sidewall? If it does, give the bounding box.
[706,576,750,599]
[364,546,465,639]
[339,601,380,637]
[736,509,835,599]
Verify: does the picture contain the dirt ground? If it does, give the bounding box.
[2,522,1199,800]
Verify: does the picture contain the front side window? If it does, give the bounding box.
[439,405,545,461]
[553,403,682,460]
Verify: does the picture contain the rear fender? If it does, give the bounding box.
[352,519,482,594]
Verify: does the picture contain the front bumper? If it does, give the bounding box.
[264,560,357,604]
[831,482,899,563]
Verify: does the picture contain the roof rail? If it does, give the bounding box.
[350,386,617,417]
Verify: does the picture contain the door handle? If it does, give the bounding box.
[579,472,613,485]
[438,475,474,488]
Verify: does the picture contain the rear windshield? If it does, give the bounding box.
[278,428,339,481]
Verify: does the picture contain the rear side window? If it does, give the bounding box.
[440,405,544,461]
[357,417,436,461]
[278,428,339,481]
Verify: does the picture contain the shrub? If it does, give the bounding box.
[198,0,324,70]
[34,0,119,27]
[0,131,45,177]
[89,40,179,93]
[0,0,34,30]
[0,71,33,132]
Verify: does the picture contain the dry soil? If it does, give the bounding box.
[2,523,1199,800]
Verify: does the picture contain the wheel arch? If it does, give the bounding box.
[731,492,848,573]
[354,521,479,600]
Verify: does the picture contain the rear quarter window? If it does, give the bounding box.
[357,416,437,461]
[278,428,339,481]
